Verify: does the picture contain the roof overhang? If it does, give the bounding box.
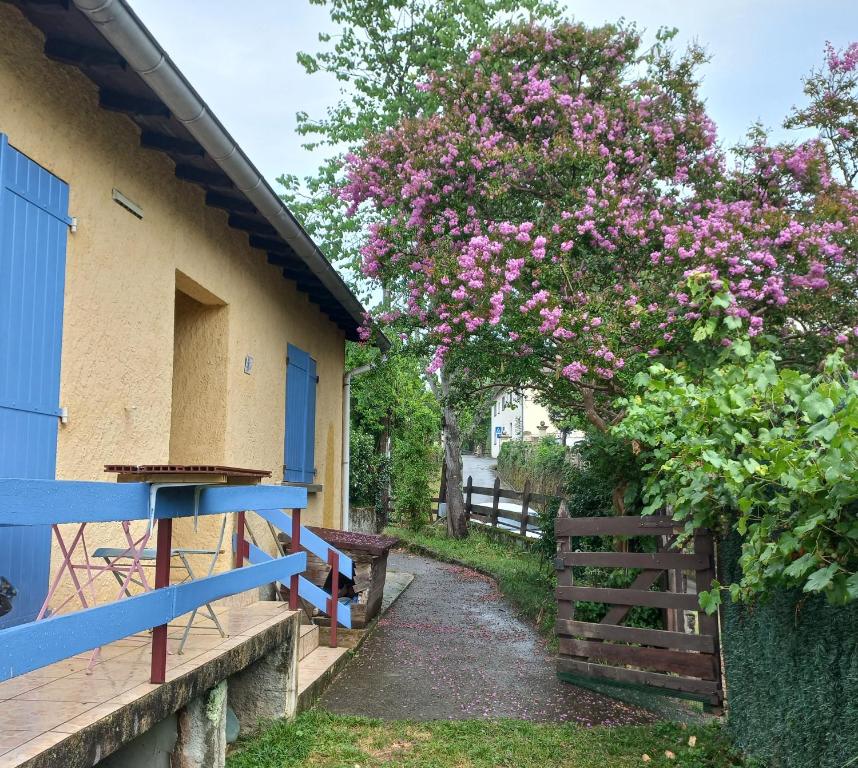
[7,0,388,349]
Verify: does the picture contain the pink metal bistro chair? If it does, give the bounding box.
[37,513,229,663]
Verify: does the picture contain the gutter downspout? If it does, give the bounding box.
[71,0,388,349]
[342,363,373,531]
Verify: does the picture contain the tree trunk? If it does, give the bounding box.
[378,409,392,528]
[442,401,468,539]
[580,385,631,531]
[431,367,468,539]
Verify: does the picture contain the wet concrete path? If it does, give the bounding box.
[318,552,657,724]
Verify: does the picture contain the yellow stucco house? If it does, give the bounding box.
[0,0,383,623]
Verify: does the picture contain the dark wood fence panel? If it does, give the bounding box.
[557,586,701,611]
[558,551,709,570]
[435,474,556,539]
[555,516,680,536]
[558,638,719,679]
[555,513,723,709]
[558,657,720,698]
[554,619,716,653]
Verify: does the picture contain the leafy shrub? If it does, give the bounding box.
[564,431,642,518]
[391,432,440,530]
[347,343,442,529]
[497,433,641,515]
[458,400,492,455]
[496,437,571,497]
[497,433,642,554]
[349,427,384,508]
[617,344,858,609]
[497,438,569,559]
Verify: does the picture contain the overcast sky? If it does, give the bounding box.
[129,0,858,189]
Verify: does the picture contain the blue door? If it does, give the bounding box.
[0,134,70,628]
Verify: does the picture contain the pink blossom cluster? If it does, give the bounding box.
[825,41,858,74]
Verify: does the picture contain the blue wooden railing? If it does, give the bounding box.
[0,478,353,684]
[236,507,354,647]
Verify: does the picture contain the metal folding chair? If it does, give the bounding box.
[93,513,229,653]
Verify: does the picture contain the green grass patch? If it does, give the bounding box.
[388,524,557,641]
[227,711,747,768]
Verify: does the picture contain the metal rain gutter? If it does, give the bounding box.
[341,361,374,531]
[72,0,385,346]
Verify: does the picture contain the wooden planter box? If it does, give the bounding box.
[279,529,399,628]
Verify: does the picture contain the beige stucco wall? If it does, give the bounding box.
[0,6,345,602]
[521,392,555,437]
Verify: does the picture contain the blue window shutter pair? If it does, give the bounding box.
[284,344,317,483]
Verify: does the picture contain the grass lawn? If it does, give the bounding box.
[227,711,746,767]
[388,524,558,640]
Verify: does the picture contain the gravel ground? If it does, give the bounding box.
[318,552,657,725]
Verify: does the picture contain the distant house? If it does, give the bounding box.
[0,0,384,627]
[489,390,583,458]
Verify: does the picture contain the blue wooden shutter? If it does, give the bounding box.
[0,135,70,628]
[284,344,317,483]
[304,356,317,482]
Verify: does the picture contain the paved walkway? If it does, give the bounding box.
[319,552,656,725]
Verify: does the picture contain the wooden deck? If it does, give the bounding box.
[0,601,297,767]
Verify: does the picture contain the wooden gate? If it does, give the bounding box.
[555,514,723,709]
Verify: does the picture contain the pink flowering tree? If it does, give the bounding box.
[342,26,858,539]
[343,23,718,431]
[343,25,857,427]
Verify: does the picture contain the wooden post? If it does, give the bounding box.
[234,510,246,568]
[662,533,681,633]
[289,508,301,611]
[555,500,574,622]
[380,409,392,525]
[328,550,339,648]
[490,476,501,528]
[695,531,723,711]
[519,479,532,537]
[655,534,668,630]
[150,517,173,684]
[464,475,473,520]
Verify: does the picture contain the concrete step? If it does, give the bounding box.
[296,645,350,712]
[292,571,415,713]
[299,623,319,661]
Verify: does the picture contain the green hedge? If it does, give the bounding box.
[720,534,858,768]
[495,438,573,497]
